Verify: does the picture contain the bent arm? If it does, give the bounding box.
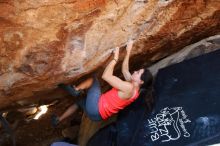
[102,58,117,81]
[102,48,131,92]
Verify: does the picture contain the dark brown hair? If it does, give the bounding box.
[140,68,154,111]
[140,68,153,89]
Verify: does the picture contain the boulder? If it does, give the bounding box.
[0,0,220,109]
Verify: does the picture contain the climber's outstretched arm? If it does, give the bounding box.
[122,39,133,81]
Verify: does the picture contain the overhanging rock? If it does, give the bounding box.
[0,0,220,109]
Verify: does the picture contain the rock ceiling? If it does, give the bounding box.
[0,0,220,109]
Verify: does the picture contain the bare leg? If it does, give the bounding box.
[74,77,94,91]
[58,104,78,123]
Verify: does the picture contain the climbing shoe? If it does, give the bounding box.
[51,114,59,127]
[58,84,82,97]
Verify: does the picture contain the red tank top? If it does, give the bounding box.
[98,88,140,120]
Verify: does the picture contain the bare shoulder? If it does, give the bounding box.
[118,83,135,99]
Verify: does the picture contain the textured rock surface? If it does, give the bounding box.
[0,0,220,109]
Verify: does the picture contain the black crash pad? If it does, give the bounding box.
[87,49,220,146]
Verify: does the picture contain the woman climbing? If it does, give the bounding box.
[52,39,153,126]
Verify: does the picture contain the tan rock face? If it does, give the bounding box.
[0,0,220,109]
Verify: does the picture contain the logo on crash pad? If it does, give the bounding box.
[147,107,191,143]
